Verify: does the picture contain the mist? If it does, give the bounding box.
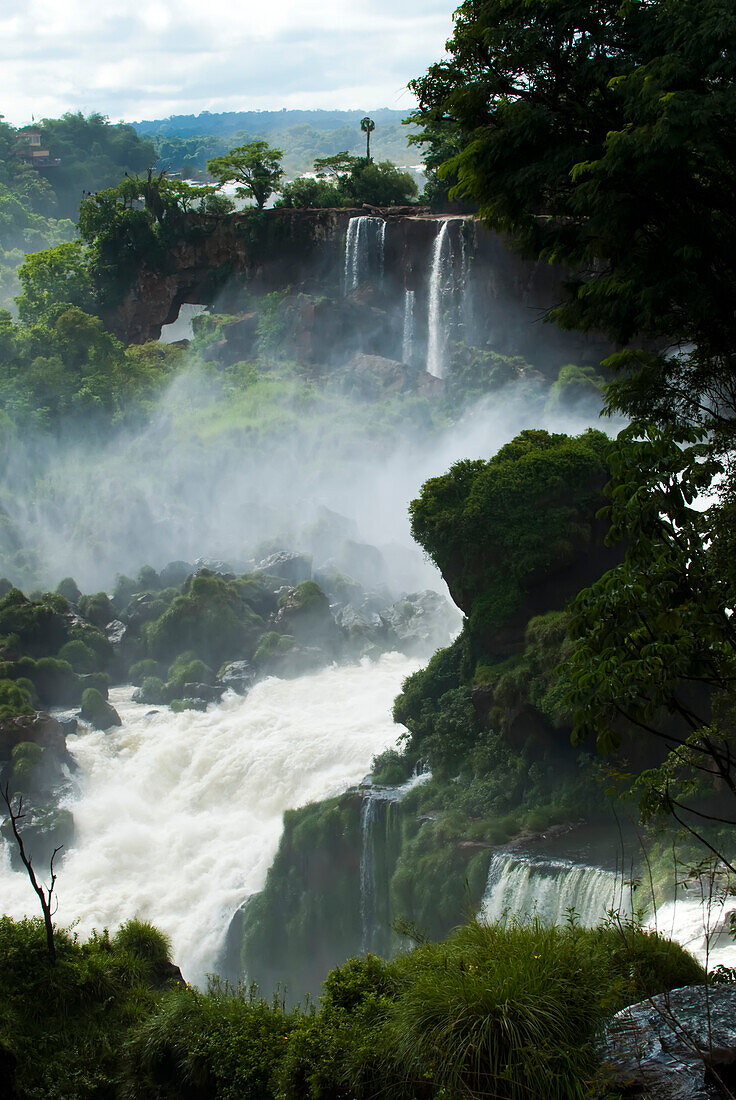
[0,357,613,596]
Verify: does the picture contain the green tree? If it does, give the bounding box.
[409,0,736,431]
[564,424,736,865]
[207,141,284,209]
[360,116,375,161]
[16,241,94,323]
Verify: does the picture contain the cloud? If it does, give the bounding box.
[0,0,453,124]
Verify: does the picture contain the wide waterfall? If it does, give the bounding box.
[344,215,387,293]
[481,849,736,970]
[481,850,632,928]
[0,653,420,985]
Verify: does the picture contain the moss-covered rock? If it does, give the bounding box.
[240,794,363,1001]
[145,570,265,666]
[80,687,121,730]
[133,676,168,706]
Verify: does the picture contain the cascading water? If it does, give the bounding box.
[481,850,736,969]
[359,769,430,953]
[426,220,451,377]
[0,653,421,985]
[481,851,631,928]
[343,216,386,294]
[402,288,415,365]
[651,889,736,970]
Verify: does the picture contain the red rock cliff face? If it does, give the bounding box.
[102,208,611,375]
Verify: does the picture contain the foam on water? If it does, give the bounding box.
[0,652,419,984]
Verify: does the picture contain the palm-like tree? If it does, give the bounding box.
[360,116,375,162]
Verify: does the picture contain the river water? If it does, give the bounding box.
[0,653,419,984]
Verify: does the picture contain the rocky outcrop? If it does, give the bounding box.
[103,208,612,375]
[600,984,736,1098]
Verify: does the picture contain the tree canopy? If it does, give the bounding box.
[409,0,736,432]
[206,141,285,209]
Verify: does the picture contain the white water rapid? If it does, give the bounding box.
[0,654,420,984]
[426,220,451,377]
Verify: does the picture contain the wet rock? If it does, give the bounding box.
[0,804,74,873]
[334,540,387,589]
[384,590,459,654]
[256,552,312,585]
[218,660,257,694]
[274,581,338,651]
[340,351,442,401]
[159,560,194,587]
[600,984,736,1098]
[80,689,121,731]
[0,712,70,767]
[106,619,128,647]
[182,682,224,704]
[335,603,388,656]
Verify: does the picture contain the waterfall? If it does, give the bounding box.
[359,769,430,953]
[0,653,422,985]
[344,216,386,294]
[426,220,451,377]
[402,289,415,364]
[360,795,380,953]
[481,851,631,928]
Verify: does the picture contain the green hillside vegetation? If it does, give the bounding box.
[0,114,156,311]
[134,109,420,179]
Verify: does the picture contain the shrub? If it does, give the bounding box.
[57,638,96,672]
[78,591,114,628]
[0,676,34,718]
[55,576,81,604]
[166,656,212,697]
[129,658,160,685]
[135,676,168,705]
[0,915,172,1097]
[121,982,293,1100]
[385,918,704,1100]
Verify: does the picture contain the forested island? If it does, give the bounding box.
[1,0,736,1096]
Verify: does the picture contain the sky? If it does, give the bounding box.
[0,0,454,126]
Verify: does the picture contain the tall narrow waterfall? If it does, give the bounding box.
[481,851,631,928]
[426,220,451,377]
[344,216,387,294]
[359,770,430,953]
[402,289,416,364]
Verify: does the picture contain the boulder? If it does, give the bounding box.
[182,682,224,704]
[600,984,736,1098]
[80,688,121,731]
[256,552,312,585]
[340,352,442,401]
[274,581,339,650]
[384,590,459,654]
[218,660,257,694]
[159,560,194,588]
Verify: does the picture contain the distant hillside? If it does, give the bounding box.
[132,109,421,180]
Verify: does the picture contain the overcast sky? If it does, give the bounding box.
[0,0,454,125]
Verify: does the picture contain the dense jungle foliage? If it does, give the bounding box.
[0,114,156,311]
[0,912,704,1100]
